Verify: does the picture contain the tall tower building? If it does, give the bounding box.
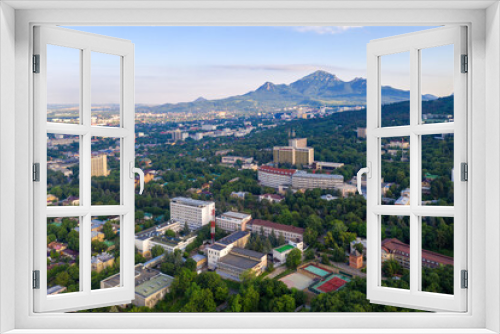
[91,155,109,177]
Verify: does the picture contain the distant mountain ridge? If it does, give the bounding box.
[139,70,437,114]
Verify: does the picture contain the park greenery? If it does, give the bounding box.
[48,95,456,312]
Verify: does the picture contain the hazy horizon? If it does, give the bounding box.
[48,26,453,105]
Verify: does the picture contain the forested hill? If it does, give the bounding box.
[137,70,438,114]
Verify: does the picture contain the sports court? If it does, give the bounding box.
[279,272,315,290]
[302,264,331,278]
[310,274,351,294]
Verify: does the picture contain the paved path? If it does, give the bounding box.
[331,261,366,278]
[267,266,287,279]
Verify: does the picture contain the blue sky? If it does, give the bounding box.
[50,26,452,105]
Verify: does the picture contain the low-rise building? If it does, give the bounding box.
[206,230,251,269]
[91,252,115,273]
[101,264,174,308]
[216,248,267,281]
[230,191,249,199]
[216,211,252,232]
[258,193,285,203]
[333,183,358,197]
[272,241,304,264]
[313,161,345,170]
[381,238,454,269]
[248,219,304,243]
[221,156,253,164]
[349,250,363,269]
[191,254,207,273]
[134,221,181,257]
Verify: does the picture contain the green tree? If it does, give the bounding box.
[151,245,165,258]
[286,248,302,270]
[103,222,115,240]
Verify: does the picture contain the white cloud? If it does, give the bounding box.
[292,26,363,35]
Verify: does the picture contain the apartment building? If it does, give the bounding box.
[170,197,215,230]
[248,219,304,243]
[292,171,344,189]
[381,238,454,270]
[215,211,252,232]
[91,155,109,177]
[258,166,296,188]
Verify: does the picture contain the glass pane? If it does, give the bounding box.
[91,52,121,127]
[421,216,454,295]
[381,215,410,290]
[91,136,121,205]
[47,45,80,124]
[91,215,121,290]
[421,133,454,206]
[47,217,80,295]
[421,45,454,124]
[47,134,80,206]
[381,52,410,127]
[381,137,410,205]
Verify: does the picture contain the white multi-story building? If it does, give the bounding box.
[258,166,296,188]
[170,197,215,230]
[216,211,252,232]
[291,171,344,189]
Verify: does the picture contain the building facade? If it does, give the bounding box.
[258,166,296,188]
[216,211,252,232]
[381,238,454,270]
[170,197,215,230]
[292,171,344,189]
[273,138,314,166]
[248,219,304,243]
[91,155,109,177]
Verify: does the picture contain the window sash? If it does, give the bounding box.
[366,26,468,312]
[33,25,136,313]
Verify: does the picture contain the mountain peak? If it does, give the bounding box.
[257,81,278,91]
[309,70,341,81]
[194,97,207,102]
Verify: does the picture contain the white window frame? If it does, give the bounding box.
[1,2,499,333]
[33,25,136,312]
[365,26,467,312]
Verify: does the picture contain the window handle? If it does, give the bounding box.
[130,162,145,195]
[357,162,371,195]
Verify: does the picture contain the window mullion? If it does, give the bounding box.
[409,47,421,295]
[81,47,92,294]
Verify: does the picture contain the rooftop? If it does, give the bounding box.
[294,170,344,180]
[218,253,260,270]
[230,247,265,259]
[219,211,252,221]
[135,273,174,298]
[275,244,294,253]
[217,230,250,246]
[258,166,297,176]
[171,197,215,207]
[382,238,454,266]
[191,254,207,262]
[207,243,226,251]
[250,219,304,235]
